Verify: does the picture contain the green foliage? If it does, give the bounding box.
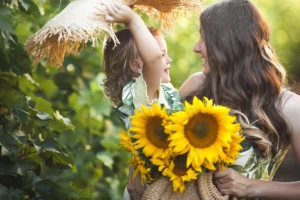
[0,1,130,199]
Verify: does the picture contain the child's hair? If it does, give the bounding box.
[103,28,162,106]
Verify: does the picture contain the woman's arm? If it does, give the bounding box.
[106,3,162,101]
[214,92,300,200]
[179,72,206,98]
[214,168,300,200]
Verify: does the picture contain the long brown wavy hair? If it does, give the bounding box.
[186,0,290,158]
[103,28,162,107]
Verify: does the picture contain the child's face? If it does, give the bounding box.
[154,36,172,83]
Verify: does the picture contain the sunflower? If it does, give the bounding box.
[166,96,241,171]
[158,154,198,192]
[119,129,133,152]
[128,153,153,185]
[220,132,244,168]
[129,103,171,159]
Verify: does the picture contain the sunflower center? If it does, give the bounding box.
[146,117,169,148]
[184,113,218,148]
[173,154,188,176]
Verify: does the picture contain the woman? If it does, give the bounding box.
[180,0,300,199]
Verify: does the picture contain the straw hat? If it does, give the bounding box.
[25,0,201,67]
[141,173,230,200]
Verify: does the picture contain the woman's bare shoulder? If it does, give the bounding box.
[281,90,300,162]
[280,91,300,134]
[281,91,300,111]
[179,72,206,97]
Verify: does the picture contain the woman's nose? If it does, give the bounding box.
[193,41,201,53]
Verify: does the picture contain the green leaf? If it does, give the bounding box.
[0,82,26,110]
[0,186,23,200]
[48,118,74,132]
[18,74,38,96]
[0,7,14,33]
[2,37,31,75]
[32,74,57,98]
[97,152,113,169]
[52,152,72,166]
[18,0,41,17]
[40,168,75,183]
[0,72,18,86]
[16,160,30,176]
[90,99,112,117]
[0,132,19,158]
[25,146,43,164]
[101,132,120,150]
[0,184,8,199]
[15,135,29,144]
[32,138,60,154]
[68,93,80,110]
[69,189,96,200]
[4,0,12,5]
[33,97,54,117]
[12,107,30,123]
[0,35,9,63]
[58,129,83,148]
[36,112,51,120]
[0,156,18,175]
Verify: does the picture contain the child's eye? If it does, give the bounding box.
[162,53,165,57]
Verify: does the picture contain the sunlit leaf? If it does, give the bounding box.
[32,138,60,154]
[49,118,74,132]
[96,152,113,170]
[24,146,43,164]
[52,152,72,166]
[33,97,54,117]
[36,112,51,120]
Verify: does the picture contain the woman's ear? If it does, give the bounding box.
[129,59,143,74]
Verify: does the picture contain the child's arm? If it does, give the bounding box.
[106,3,162,101]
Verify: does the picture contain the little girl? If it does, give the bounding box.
[103,3,183,200]
[104,3,183,129]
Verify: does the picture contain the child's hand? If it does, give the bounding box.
[105,3,135,24]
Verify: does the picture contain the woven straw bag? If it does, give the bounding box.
[142,173,230,200]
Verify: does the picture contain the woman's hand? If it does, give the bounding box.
[214,168,256,198]
[105,3,136,25]
[127,165,148,200]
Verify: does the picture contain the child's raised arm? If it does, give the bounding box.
[106,3,163,100]
[105,3,162,101]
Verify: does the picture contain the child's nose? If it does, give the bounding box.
[167,56,172,64]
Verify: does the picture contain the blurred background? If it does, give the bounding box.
[0,0,299,199]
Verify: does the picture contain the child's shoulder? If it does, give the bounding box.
[122,80,135,106]
[161,83,184,111]
[161,82,179,96]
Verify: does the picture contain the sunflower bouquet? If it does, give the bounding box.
[120,96,244,193]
